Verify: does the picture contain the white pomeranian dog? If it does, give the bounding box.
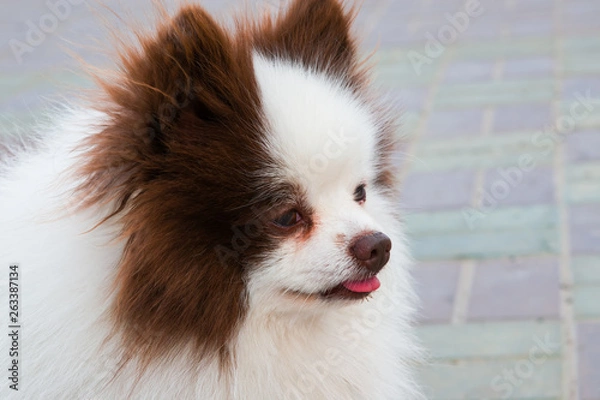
[0,0,422,398]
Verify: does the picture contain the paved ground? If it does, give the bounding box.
[1,0,600,399]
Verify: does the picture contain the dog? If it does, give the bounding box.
[0,0,422,398]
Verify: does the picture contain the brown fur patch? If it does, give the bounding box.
[74,0,397,371]
[250,0,368,89]
[77,4,270,368]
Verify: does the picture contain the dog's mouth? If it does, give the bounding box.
[283,276,381,301]
[320,276,381,300]
[284,275,381,302]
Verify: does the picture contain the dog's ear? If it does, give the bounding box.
[96,5,258,146]
[253,0,359,82]
[79,5,262,206]
[78,6,264,365]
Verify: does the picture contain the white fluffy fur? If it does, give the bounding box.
[0,56,422,399]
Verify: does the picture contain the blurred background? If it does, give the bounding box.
[1,0,599,398]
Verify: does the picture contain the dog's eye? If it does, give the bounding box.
[354,184,367,204]
[273,209,303,228]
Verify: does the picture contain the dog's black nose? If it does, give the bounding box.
[350,232,392,274]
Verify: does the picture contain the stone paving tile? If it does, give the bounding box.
[434,79,555,108]
[375,61,439,88]
[406,0,467,13]
[563,2,600,28]
[423,108,483,138]
[569,204,600,254]
[452,38,554,61]
[570,203,600,226]
[389,88,429,114]
[492,103,553,133]
[412,132,555,171]
[509,20,554,38]
[442,60,495,84]
[562,24,599,37]
[460,21,505,41]
[570,229,600,255]
[400,169,476,211]
[558,100,600,131]
[375,49,413,66]
[566,162,600,180]
[413,261,460,324]
[572,256,600,285]
[404,204,559,236]
[420,359,562,400]
[573,286,600,319]
[512,0,556,13]
[482,166,555,207]
[562,77,600,101]
[562,36,600,56]
[578,322,600,400]
[467,257,560,321]
[410,228,559,261]
[503,57,555,79]
[417,320,561,360]
[563,46,600,69]
[566,162,600,204]
[562,54,600,75]
[364,23,423,47]
[566,130,600,162]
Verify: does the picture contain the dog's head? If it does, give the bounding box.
[246,53,398,308]
[78,0,402,363]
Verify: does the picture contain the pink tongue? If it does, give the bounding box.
[342,276,381,293]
